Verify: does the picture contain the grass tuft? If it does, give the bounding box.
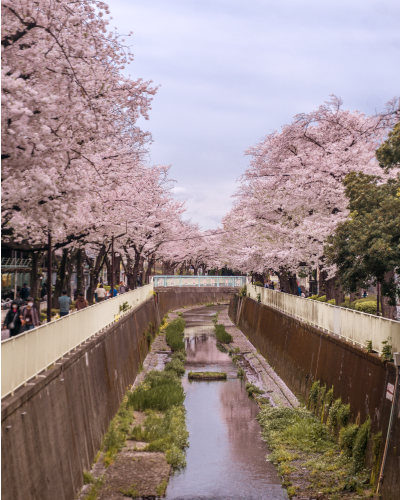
[188,371,227,380]
[156,479,168,497]
[165,318,186,351]
[119,483,140,498]
[128,370,185,412]
[214,324,233,343]
[84,475,105,500]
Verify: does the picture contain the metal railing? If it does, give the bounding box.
[247,284,400,355]
[153,275,246,287]
[1,284,154,398]
[1,258,32,268]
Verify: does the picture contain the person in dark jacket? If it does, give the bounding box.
[20,283,30,301]
[20,297,40,331]
[3,301,21,337]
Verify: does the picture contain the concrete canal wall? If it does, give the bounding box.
[1,297,158,500]
[1,288,237,500]
[229,296,399,500]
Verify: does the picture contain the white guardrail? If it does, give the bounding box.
[1,284,154,399]
[154,275,246,287]
[247,284,400,355]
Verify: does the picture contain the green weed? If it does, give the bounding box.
[156,479,168,497]
[84,475,105,500]
[214,324,233,343]
[83,471,95,485]
[188,371,227,380]
[165,318,186,351]
[119,483,140,498]
[128,370,185,412]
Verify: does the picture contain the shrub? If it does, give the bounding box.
[214,324,233,343]
[246,383,264,396]
[355,301,378,315]
[141,407,189,468]
[254,281,263,287]
[165,317,186,351]
[339,424,359,457]
[239,285,247,297]
[327,298,336,305]
[128,370,185,411]
[308,294,319,300]
[316,295,327,302]
[352,417,371,472]
[164,358,185,377]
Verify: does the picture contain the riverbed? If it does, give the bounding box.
[165,305,288,500]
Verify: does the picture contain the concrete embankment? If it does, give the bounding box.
[1,288,235,500]
[229,295,400,500]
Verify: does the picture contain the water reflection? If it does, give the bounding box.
[165,317,287,500]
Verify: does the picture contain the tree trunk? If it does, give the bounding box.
[252,273,264,285]
[278,269,298,295]
[76,249,85,293]
[86,246,106,304]
[65,253,74,298]
[381,270,397,319]
[30,251,42,316]
[52,249,68,308]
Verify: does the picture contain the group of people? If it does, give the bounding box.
[3,281,130,337]
[2,297,40,337]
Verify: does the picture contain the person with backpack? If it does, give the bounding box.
[20,297,40,331]
[3,301,21,337]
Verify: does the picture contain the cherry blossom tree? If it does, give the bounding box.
[2,0,157,247]
[220,96,399,297]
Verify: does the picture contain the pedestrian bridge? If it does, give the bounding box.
[153,275,245,288]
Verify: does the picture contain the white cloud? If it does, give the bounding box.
[109,0,400,229]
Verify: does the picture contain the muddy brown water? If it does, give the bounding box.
[165,306,288,500]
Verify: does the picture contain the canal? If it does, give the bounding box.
[165,305,288,500]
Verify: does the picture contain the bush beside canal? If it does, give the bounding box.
[257,380,379,499]
[165,317,186,351]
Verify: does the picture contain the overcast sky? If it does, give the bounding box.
[110,0,400,229]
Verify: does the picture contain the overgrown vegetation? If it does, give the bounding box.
[84,475,105,500]
[245,382,264,396]
[130,407,189,468]
[119,483,140,498]
[257,406,372,497]
[165,317,186,351]
[128,369,185,412]
[214,323,233,344]
[188,371,227,380]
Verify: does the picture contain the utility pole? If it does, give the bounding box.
[47,231,52,323]
[110,235,114,299]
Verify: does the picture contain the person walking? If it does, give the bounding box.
[20,283,30,301]
[3,301,21,337]
[75,292,89,310]
[97,284,106,302]
[119,282,126,294]
[20,298,40,331]
[58,290,71,317]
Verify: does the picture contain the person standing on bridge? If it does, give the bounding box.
[58,290,71,317]
[75,292,89,310]
[20,298,40,331]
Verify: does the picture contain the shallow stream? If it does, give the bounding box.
[165,306,288,500]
